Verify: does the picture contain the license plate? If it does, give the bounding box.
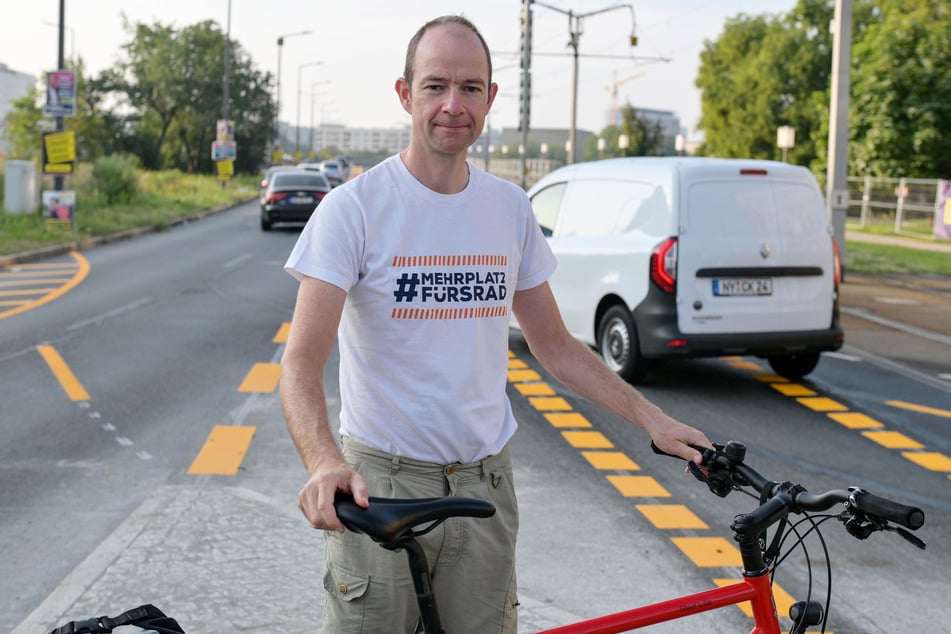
[289,196,313,204]
[713,278,772,296]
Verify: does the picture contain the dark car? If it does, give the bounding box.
[259,165,299,209]
[260,171,331,231]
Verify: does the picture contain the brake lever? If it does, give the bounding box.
[887,524,927,550]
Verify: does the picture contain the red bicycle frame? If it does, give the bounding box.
[539,572,781,633]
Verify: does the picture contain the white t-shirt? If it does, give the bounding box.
[285,155,557,463]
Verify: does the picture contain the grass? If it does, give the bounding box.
[0,169,258,257]
[845,222,951,276]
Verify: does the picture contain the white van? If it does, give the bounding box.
[525,157,843,382]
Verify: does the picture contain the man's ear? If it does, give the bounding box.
[487,82,499,109]
[395,77,412,114]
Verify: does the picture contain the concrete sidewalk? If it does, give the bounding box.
[13,486,581,634]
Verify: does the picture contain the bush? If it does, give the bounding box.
[93,155,140,204]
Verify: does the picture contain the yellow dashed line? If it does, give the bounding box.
[562,430,614,449]
[862,430,924,450]
[795,396,849,411]
[637,504,708,529]
[188,425,256,475]
[752,372,789,383]
[727,360,765,371]
[607,474,670,497]
[582,451,639,470]
[37,344,90,401]
[273,322,291,343]
[528,396,573,411]
[672,537,741,567]
[508,358,529,369]
[543,412,591,428]
[901,452,951,472]
[508,369,541,382]
[514,382,556,396]
[770,383,816,397]
[238,362,281,392]
[827,412,885,429]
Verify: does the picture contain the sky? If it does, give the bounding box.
[1,0,798,142]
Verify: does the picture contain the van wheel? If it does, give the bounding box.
[261,216,273,232]
[597,305,651,383]
[767,353,820,380]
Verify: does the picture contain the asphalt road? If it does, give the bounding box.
[2,201,948,633]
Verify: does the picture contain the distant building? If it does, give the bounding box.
[309,123,412,154]
[496,127,596,158]
[0,63,36,157]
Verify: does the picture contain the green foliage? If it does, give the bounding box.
[92,155,140,204]
[3,89,43,160]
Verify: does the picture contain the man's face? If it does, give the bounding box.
[397,23,498,158]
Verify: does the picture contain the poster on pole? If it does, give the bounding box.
[43,70,77,117]
[42,130,76,175]
[43,190,76,228]
[935,180,951,240]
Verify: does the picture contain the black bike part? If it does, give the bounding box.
[335,493,496,545]
[849,488,924,530]
[49,604,185,634]
[789,600,824,632]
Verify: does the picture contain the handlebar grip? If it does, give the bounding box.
[851,490,924,530]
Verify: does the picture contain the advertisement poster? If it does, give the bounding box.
[935,180,951,240]
[43,190,76,227]
[42,130,76,175]
[43,70,77,117]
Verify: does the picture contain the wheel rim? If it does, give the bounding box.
[600,317,630,372]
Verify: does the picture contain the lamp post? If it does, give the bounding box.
[274,30,311,155]
[296,61,324,154]
[776,126,795,162]
[533,2,638,164]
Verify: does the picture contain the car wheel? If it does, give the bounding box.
[767,353,820,380]
[261,215,272,232]
[597,305,651,383]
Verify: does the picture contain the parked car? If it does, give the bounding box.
[260,171,331,231]
[523,157,843,382]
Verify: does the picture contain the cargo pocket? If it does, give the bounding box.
[322,564,370,631]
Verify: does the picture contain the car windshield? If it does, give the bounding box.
[273,172,328,188]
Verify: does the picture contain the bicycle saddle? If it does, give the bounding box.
[335,493,496,545]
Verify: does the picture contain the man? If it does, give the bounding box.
[281,14,711,634]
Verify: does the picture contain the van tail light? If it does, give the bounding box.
[831,238,842,291]
[650,238,678,293]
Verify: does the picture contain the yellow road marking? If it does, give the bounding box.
[508,369,541,382]
[827,412,885,429]
[637,504,708,529]
[238,362,281,392]
[273,322,291,343]
[528,396,572,411]
[862,430,924,449]
[727,360,764,371]
[752,372,789,383]
[902,451,951,472]
[0,252,89,320]
[672,537,740,567]
[796,396,848,411]
[607,474,670,497]
[886,400,951,419]
[36,345,90,401]
[508,358,528,369]
[543,412,592,428]
[563,430,614,449]
[514,382,556,396]
[770,383,816,397]
[188,425,256,475]
[582,451,639,470]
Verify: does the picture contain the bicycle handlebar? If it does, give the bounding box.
[652,441,926,533]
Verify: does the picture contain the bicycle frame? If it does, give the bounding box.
[538,572,781,634]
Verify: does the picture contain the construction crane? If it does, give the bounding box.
[605,71,646,126]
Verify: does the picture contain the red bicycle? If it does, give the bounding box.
[335,440,926,634]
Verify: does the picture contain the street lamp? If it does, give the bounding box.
[533,2,638,164]
[777,126,795,162]
[275,30,312,154]
[296,62,324,153]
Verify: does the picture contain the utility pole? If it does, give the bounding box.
[54,0,65,194]
[827,0,851,270]
[519,0,533,189]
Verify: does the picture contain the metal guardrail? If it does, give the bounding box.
[848,176,942,238]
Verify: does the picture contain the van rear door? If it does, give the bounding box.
[677,170,833,335]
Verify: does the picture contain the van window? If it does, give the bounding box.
[530,182,567,236]
[559,179,659,237]
[775,182,826,237]
[687,180,776,238]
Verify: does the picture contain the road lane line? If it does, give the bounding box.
[886,400,951,419]
[36,345,90,401]
[188,425,256,475]
[237,362,281,392]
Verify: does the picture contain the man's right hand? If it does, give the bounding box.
[298,460,369,532]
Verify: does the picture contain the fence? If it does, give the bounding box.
[469,157,563,190]
[847,176,944,238]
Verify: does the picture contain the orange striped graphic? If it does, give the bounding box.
[391,305,508,320]
[391,255,508,267]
